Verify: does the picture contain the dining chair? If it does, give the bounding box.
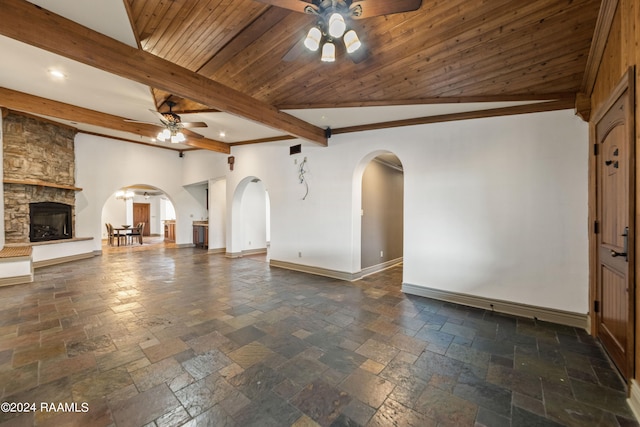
[109,224,127,246]
[129,222,144,245]
[105,223,113,246]
[108,223,126,246]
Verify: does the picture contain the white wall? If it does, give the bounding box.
[75,134,227,249]
[227,110,588,313]
[208,178,226,250]
[397,112,588,313]
[73,110,588,314]
[101,196,127,238]
[240,180,267,251]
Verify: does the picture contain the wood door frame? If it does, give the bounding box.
[589,66,636,380]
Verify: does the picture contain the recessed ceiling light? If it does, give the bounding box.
[48,69,67,80]
[219,131,226,138]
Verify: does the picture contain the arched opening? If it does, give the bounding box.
[101,184,176,248]
[228,177,270,258]
[355,151,404,275]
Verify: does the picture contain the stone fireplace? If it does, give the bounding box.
[29,202,72,242]
[3,112,78,244]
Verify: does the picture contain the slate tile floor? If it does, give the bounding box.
[0,245,637,427]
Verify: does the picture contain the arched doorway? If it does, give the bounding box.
[228,177,270,257]
[102,184,176,247]
[355,152,404,275]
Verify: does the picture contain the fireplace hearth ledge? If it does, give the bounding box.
[0,237,95,286]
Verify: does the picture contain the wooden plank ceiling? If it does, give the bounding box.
[126,0,601,113]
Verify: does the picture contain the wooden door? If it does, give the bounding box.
[133,203,150,236]
[593,68,635,380]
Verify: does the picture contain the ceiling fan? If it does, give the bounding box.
[126,101,208,143]
[255,0,422,63]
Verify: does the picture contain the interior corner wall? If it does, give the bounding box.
[228,109,588,314]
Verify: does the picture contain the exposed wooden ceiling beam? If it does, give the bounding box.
[333,99,575,134]
[0,0,327,146]
[277,93,577,110]
[228,135,297,146]
[0,87,231,154]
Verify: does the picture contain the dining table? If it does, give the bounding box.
[112,225,132,246]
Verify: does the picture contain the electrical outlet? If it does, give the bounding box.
[380,250,384,257]
[249,241,251,246]
[298,251,302,258]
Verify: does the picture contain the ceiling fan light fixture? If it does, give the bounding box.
[344,30,361,53]
[328,13,346,38]
[304,27,322,51]
[321,42,336,62]
[156,128,171,141]
[171,132,186,144]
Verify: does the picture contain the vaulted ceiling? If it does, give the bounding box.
[0,0,603,153]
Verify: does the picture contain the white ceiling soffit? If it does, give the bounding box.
[1,35,155,120]
[27,0,138,48]
[175,112,286,143]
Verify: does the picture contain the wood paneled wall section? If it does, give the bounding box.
[589,0,640,380]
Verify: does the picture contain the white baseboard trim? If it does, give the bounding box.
[0,273,33,287]
[628,380,640,420]
[360,258,403,278]
[225,251,242,258]
[225,248,268,258]
[33,252,95,269]
[208,247,226,254]
[269,258,403,282]
[402,283,589,330]
[242,248,267,256]
[270,259,357,281]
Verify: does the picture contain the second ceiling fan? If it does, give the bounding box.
[255,0,422,63]
[126,101,208,143]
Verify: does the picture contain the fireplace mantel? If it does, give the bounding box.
[3,178,82,191]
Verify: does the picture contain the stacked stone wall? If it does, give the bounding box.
[3,113,76,243]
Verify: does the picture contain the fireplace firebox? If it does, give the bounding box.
[29,202,72,242]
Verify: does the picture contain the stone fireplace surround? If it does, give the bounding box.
[0,111,94,285]
[3,111,78,243]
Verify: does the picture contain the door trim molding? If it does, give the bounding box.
[402,283,589,329]
[628,380,640,420]
[589,66,636,380]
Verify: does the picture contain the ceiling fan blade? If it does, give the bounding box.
[149,109,171,124]
[252,0,317,14]
[182,129,205,139]
[124,119,162,127]
[181,121,208,129]
[350,0,422,19]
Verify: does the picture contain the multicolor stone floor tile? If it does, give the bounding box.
[0,243,636,426]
